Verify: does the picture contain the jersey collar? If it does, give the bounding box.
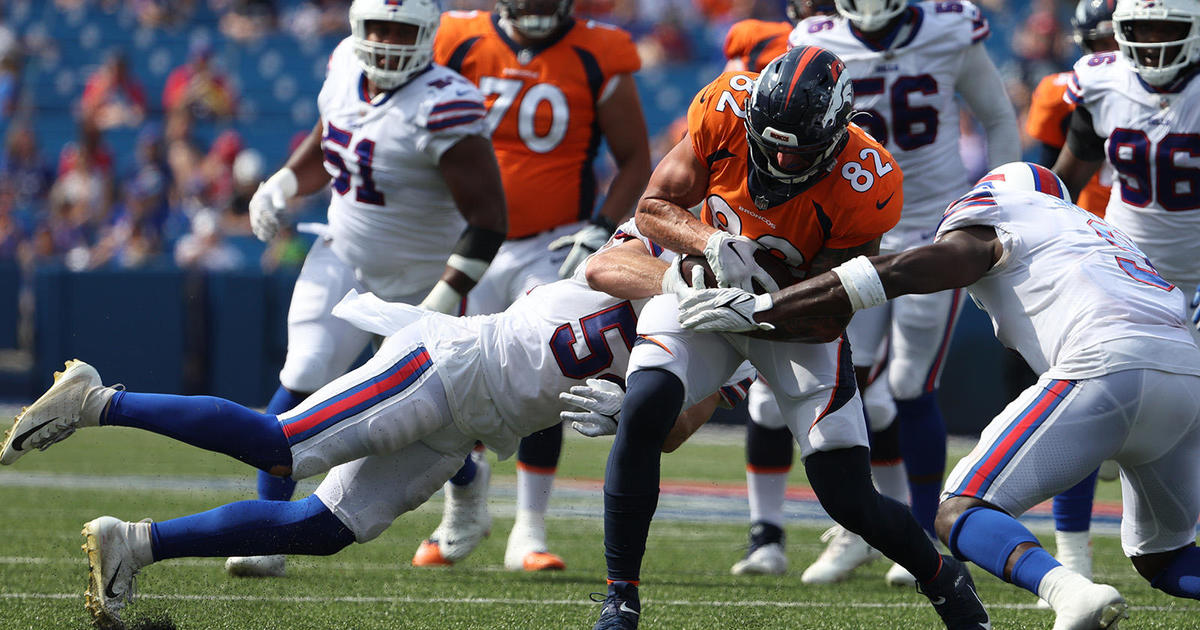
[1133,64,1200,95]
[847,6,923,53]
[357,65,434,106]
[491,13,577,63]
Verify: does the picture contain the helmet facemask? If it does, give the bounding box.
[834,0,908,33]
[498,0,574,39]
[746,122,848,185]
[349,0,439,91]
[1113,1,1200,86]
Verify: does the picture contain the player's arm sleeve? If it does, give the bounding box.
[955,43,1020,168]
[416,85,490,161]
[685,83,715,164]
[1064,105,1107,162]
[1025,76,1071,149]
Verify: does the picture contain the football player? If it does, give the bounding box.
[674,161,1200,630]
[0,219,750,629]
[588,47,990,630]
[229,0,509,577]
[1054,0,1200,346]
[773,0,1020,585]
[411,0,651,572]
[723,0,833,73]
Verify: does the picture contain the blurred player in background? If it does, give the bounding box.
[590,47,991,630]
[723,0,833,73]
[766,0,1020,586]
[228,0,508,578]
[1055,0,1200,347]
[410,0,650,572]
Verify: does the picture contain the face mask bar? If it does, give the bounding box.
[1113,14,1200,85]
[351,20,436,90]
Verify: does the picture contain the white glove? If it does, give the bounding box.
[703,231,779,292]
[678,286,775,333]
[249,168,298,242]
[1192,284,1200,331]
[660,256,707,296]
[548,221,614,279]
[559,378,625,437]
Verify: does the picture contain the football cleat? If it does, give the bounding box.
[225,554,286,578]
[2,359,105,465]
[504,517,566,571]
[800,525,880,584]
[412,453,491,566]
[591,581,640,630]
[731,521,788,575]
[917,555,992,629]
[1051,583,1127,630]
[82,516,145,628]
[885,561,917,587]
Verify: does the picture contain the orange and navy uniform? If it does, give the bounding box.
[434,11,641,238]
[723,19,793,72]
[687,71,902,273]
[1027,71,1111,216]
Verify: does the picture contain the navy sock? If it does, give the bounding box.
[1052,468,1099,532]
[603,369,684,582]
[150,495,355,560]
[105,391,291,473]
[518,421,564,469]
[948,506,1052,593]
[895,391,947,536]
[449,452,477,486]
[1151,546,1200,599]
[256,386,308,501]
[746,421,794,469]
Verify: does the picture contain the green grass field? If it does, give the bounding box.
[0,422,1196,629]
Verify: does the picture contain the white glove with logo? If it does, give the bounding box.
[703,231,779,292]
[559,378,625,437]
[549,221,614,279]
[660,256,708,296]
[677,286,775,333]
[249,168,298,242]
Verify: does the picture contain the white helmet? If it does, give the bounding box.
[349,0,441,90]
[834,0,908,32]
[497,0,574,39]
[975,162,1070,201]
[1113,0,1200,86]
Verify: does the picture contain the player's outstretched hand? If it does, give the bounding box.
[549,222,612,279]
[703,231,780,293]
[678,286,775,334]
[1192,284,1200,331]
[249,169,298,242]
[560,378,624,437]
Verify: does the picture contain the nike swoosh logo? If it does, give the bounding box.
[876,193,894,210]
[618,602,640,616]
[104,560,123,600]
[11,417,59,452]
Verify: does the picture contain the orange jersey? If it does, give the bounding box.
[687,72,902,273]
[1026,71,1111,217]
[723,19,793,72]
[435,11,641,238]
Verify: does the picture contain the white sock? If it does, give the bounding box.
[746,469,788,526]
[871,461,910,504]
[1055,530,1093,579]
[1037,565,1094,610]
[516,466,554,516]
[127,520,156,569]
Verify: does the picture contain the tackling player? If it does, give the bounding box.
[229,0,508,577]
[1054,0,1200,349]
[673,161,1200,630]
[412,0,650,572]
[0,220,746,629]
[771,0,1020,585]
[589,46,990,630]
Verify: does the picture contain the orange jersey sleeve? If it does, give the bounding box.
[723,20,792,72]
[687,72,901,272]
[1026,72,1074,149]
[434,13,642,238]
[1077,177,1111,218]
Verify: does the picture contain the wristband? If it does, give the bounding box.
[269,167,299,199]
[419,280,464,314]
[446,254,490,282]
[832,256,887,311]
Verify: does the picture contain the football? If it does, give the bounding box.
[677,249,802,294]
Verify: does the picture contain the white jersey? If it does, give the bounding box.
[936,186,1200,380]
[318,38,489,298]
[1066,53,1200,292]
[790,1,990,248]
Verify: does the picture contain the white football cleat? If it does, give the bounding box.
[82,516,148,628]
[884,561,916,587]
[412,454,492,566]
[732,542,789,575]
[800,525,881,584]
[2,359,108,465]
[1051,583,1128,630]
[225,554,286,578]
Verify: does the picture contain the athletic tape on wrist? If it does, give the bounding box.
[832,256,886,311]
[446,254,490,282]
[420,281,463,314]
[271,167,299,199]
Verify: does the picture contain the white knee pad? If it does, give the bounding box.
[863,375,896,432]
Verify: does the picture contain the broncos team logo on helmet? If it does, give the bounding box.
[745,46,853,205]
